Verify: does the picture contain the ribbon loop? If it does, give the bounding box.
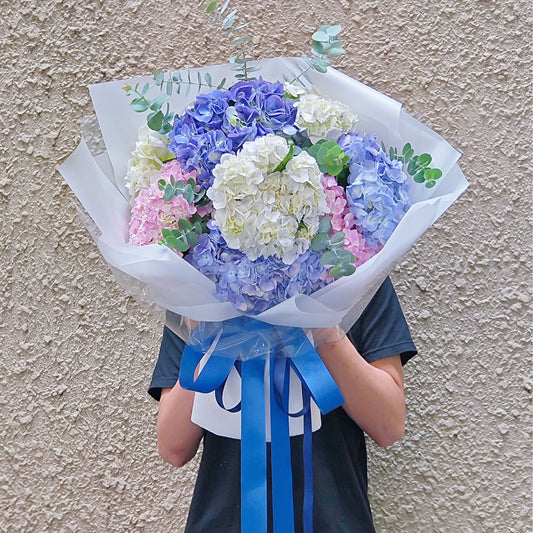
[178,318,345,533]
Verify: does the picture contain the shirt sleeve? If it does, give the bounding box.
[148,326,186,401]
[346,277,417,365]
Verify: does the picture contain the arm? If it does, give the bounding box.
[317,334,405,448]
[157,383,205,467]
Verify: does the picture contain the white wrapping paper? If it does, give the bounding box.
[59,57,468,438]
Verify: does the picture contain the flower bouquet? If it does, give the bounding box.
[59,12,467,533]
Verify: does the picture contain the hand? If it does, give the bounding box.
[310,326,344,347]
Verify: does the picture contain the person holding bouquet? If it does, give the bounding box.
[149,276,416,533]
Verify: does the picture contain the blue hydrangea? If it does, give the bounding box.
[338,132,412,249]
[187,222,327,313]
[168,80,297,190]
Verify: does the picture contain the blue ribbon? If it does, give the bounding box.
[179,317,344,533]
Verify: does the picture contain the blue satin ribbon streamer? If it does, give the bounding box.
[179,317,344,533]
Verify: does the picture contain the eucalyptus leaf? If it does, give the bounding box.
[130,99,149,112]
[205,0,218,13]
[318,216,332,233]
[328,265,343,278]
[330,232,345,245]
[311,233,329,251]
[320,251,338,266]
[312,30,329,42]
[326,25,342,36]
[417,153,432,167]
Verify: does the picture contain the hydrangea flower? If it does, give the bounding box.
[125,124,175,197]
[187,222,327,313]
[207,134,329,264]
[128,161,205,254]
[290,88,358,143]
[321,174,378,266]
[338,132,412,249]
[168,79,297,190]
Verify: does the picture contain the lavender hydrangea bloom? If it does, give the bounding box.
[169,80,297,190]
[187,222,327,313]
[338,132,412,249]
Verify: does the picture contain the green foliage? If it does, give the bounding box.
[307,140,350,176]
[385,142,443,189]
[158,176,208,205]
[123,83,175,134]
[310,216,356,278]
[159,215,206,253]
[284,25,345,87]
[272,143,295,173]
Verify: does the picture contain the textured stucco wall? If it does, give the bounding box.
[0,0,531,531]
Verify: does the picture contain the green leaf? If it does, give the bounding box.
[173,238,189,252]
[328,265,343,278]
[273,143,294,173]
[407,160,418,175]
[318,216,332,234]
[205,0,218,13]
[312,60,328,73]
[327,45,345,57]
[312,30,329,42]
[163,185,175,201]
[424,168,435,181]
[197,71,202,90]
[217,77,227,89]
[231,36,253,46]
[130,99,149,112]
[340,264,356,276]
[161,228,173,238]
[326,25,342,36]
[337,249,355,261]
[150,93,169,110]
[185,231,199,247]
[330,232,345,245]
[413,170,425,183]
[146,111,164,131]
[223,10,236,28]
[320,251,338,266]
[311,233,329,251]
[425,180,436,188]
[178,219,193,232]
[433,168,443,180]
[311,41,325,56]
[417,153,432,167]
[158,179,166,190]
[205,72,212,86]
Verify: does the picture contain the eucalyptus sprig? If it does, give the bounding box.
[122,82,175,134]
[386,142,443,189]
[159,215,206,253]
[158,175,208,205]
[307,140,350,177]
[284,25,345,87]
[311,216,356,278]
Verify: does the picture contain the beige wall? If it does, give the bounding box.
[0,0,531,531]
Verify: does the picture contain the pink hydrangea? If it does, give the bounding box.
[128,161,210,254]
[321,174,378,267]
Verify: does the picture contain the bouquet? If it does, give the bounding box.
[59,13,468,533]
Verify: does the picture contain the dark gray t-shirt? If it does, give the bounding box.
[149,277,417,533]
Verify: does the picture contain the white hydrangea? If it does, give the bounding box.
[124,125,174,198]
[208,134,329,264]
[294,91,358,143]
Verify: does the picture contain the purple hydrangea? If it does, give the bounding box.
[168,80,297,190]
[187,222,327,313]
[338,132,412,249]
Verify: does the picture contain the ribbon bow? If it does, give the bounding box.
[179,316,344,533]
